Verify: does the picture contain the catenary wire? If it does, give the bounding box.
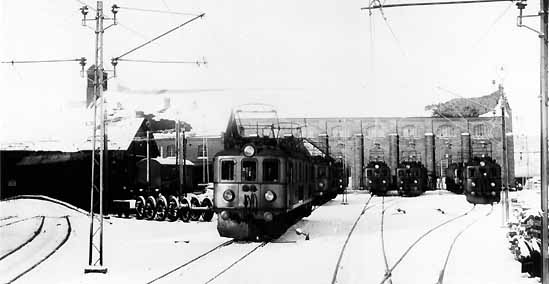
[118,6,201,16]
[114,13,205,60]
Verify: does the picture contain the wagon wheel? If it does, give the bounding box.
[201,198,214,222]
[144,196,157,220]
[135,196,146,219]
[167,195,179,222]
[156,195,167,221]
[179,198,191,222]
[190,197,201,221]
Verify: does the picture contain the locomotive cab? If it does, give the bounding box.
[396,162,426,197]
[365,162,391,196]
[464,159,501,204]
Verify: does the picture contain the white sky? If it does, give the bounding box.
[0,0,544,140]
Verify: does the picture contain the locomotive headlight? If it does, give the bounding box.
[471,191,476,195]
[264,211,273,222]
[491,191,496,196]
[414,180,418,184]
[223,190,235,202]
[139,188,143,192]
[471,182,476,187]
[483,173,487,176]
[243,144,256,157]
[480,161,486,167]
[400,181,404,184]
[220,211,230,220]
[375,164,380,169]
[265,190,276,202]
[406,165,411,169]
[368,180,372,184]
[319,182,325,188]
[155,188,159,192]
[382,180,386,184]
[490,182,496,187]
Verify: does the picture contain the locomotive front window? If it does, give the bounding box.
[398,170,404,177]
[366,169,373,177]
[242,160,257,181]
[468,168,476,177]
[318,167,325,178]
[263,159,279,182]
[221,160,235,181]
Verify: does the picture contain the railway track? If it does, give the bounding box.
[435,205,494,284]
[331,194,402,284]
[0,216,46,262]
[0,216,71,284]
[378,204,477,284]
[146,240,268,284]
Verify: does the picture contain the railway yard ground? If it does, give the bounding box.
[0,191,541,284]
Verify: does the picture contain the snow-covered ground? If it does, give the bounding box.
[0,192,538,284]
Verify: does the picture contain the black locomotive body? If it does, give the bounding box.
[445,162,465,194]
[396,161,427,197]
[463,156,501,204]
[365,161,391,196]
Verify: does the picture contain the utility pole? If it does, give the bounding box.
[82,1,118,274]
[540,0,549,281]
[500,85,510,225]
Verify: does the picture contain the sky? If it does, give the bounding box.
[0,0,544,141]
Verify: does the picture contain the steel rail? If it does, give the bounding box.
[380,196,394,284]
[203,242,268,284]
[0,216,45,262]
[6,216,72,283]
[436,205,494,284]
[146,240,235,283]
[0,216,42,229]
[331,194,377,284]
[379,205,477,284]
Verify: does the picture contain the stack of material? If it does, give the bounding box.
[508,199,543,278]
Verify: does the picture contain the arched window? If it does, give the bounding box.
[437,125,455,137]
[365,126,384,138]
[472,124,488,138]
[331,126,344,138]
[401,125,417,138]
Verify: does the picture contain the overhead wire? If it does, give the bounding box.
[117,6,201,16]
[372,0,408,57]
[113,13,205,60]
[470,2,514,49]
[1,58,82,64]
[117,58,206,65]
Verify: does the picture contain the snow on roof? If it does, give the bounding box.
[153,157,194,166]
[76,115,145,151]
[1,105,146,152]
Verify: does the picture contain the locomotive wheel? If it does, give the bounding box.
[167,195,179,222]
[190,197,201,221]
[201,198,214,222]
[135,196,146,219]
[156,195,168,221]
[144,196,157,220]
[179,198,191,222]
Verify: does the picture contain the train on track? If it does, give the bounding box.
[443,140,502,204]
[396,160,427,197]
[213,107,344,240]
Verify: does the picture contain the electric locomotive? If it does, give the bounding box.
[214,108,337,240]
[365,145,391,195]
[463,156,501,204]
[396,160,427,197]
[365,161,391,195]
[445,162,465,194]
